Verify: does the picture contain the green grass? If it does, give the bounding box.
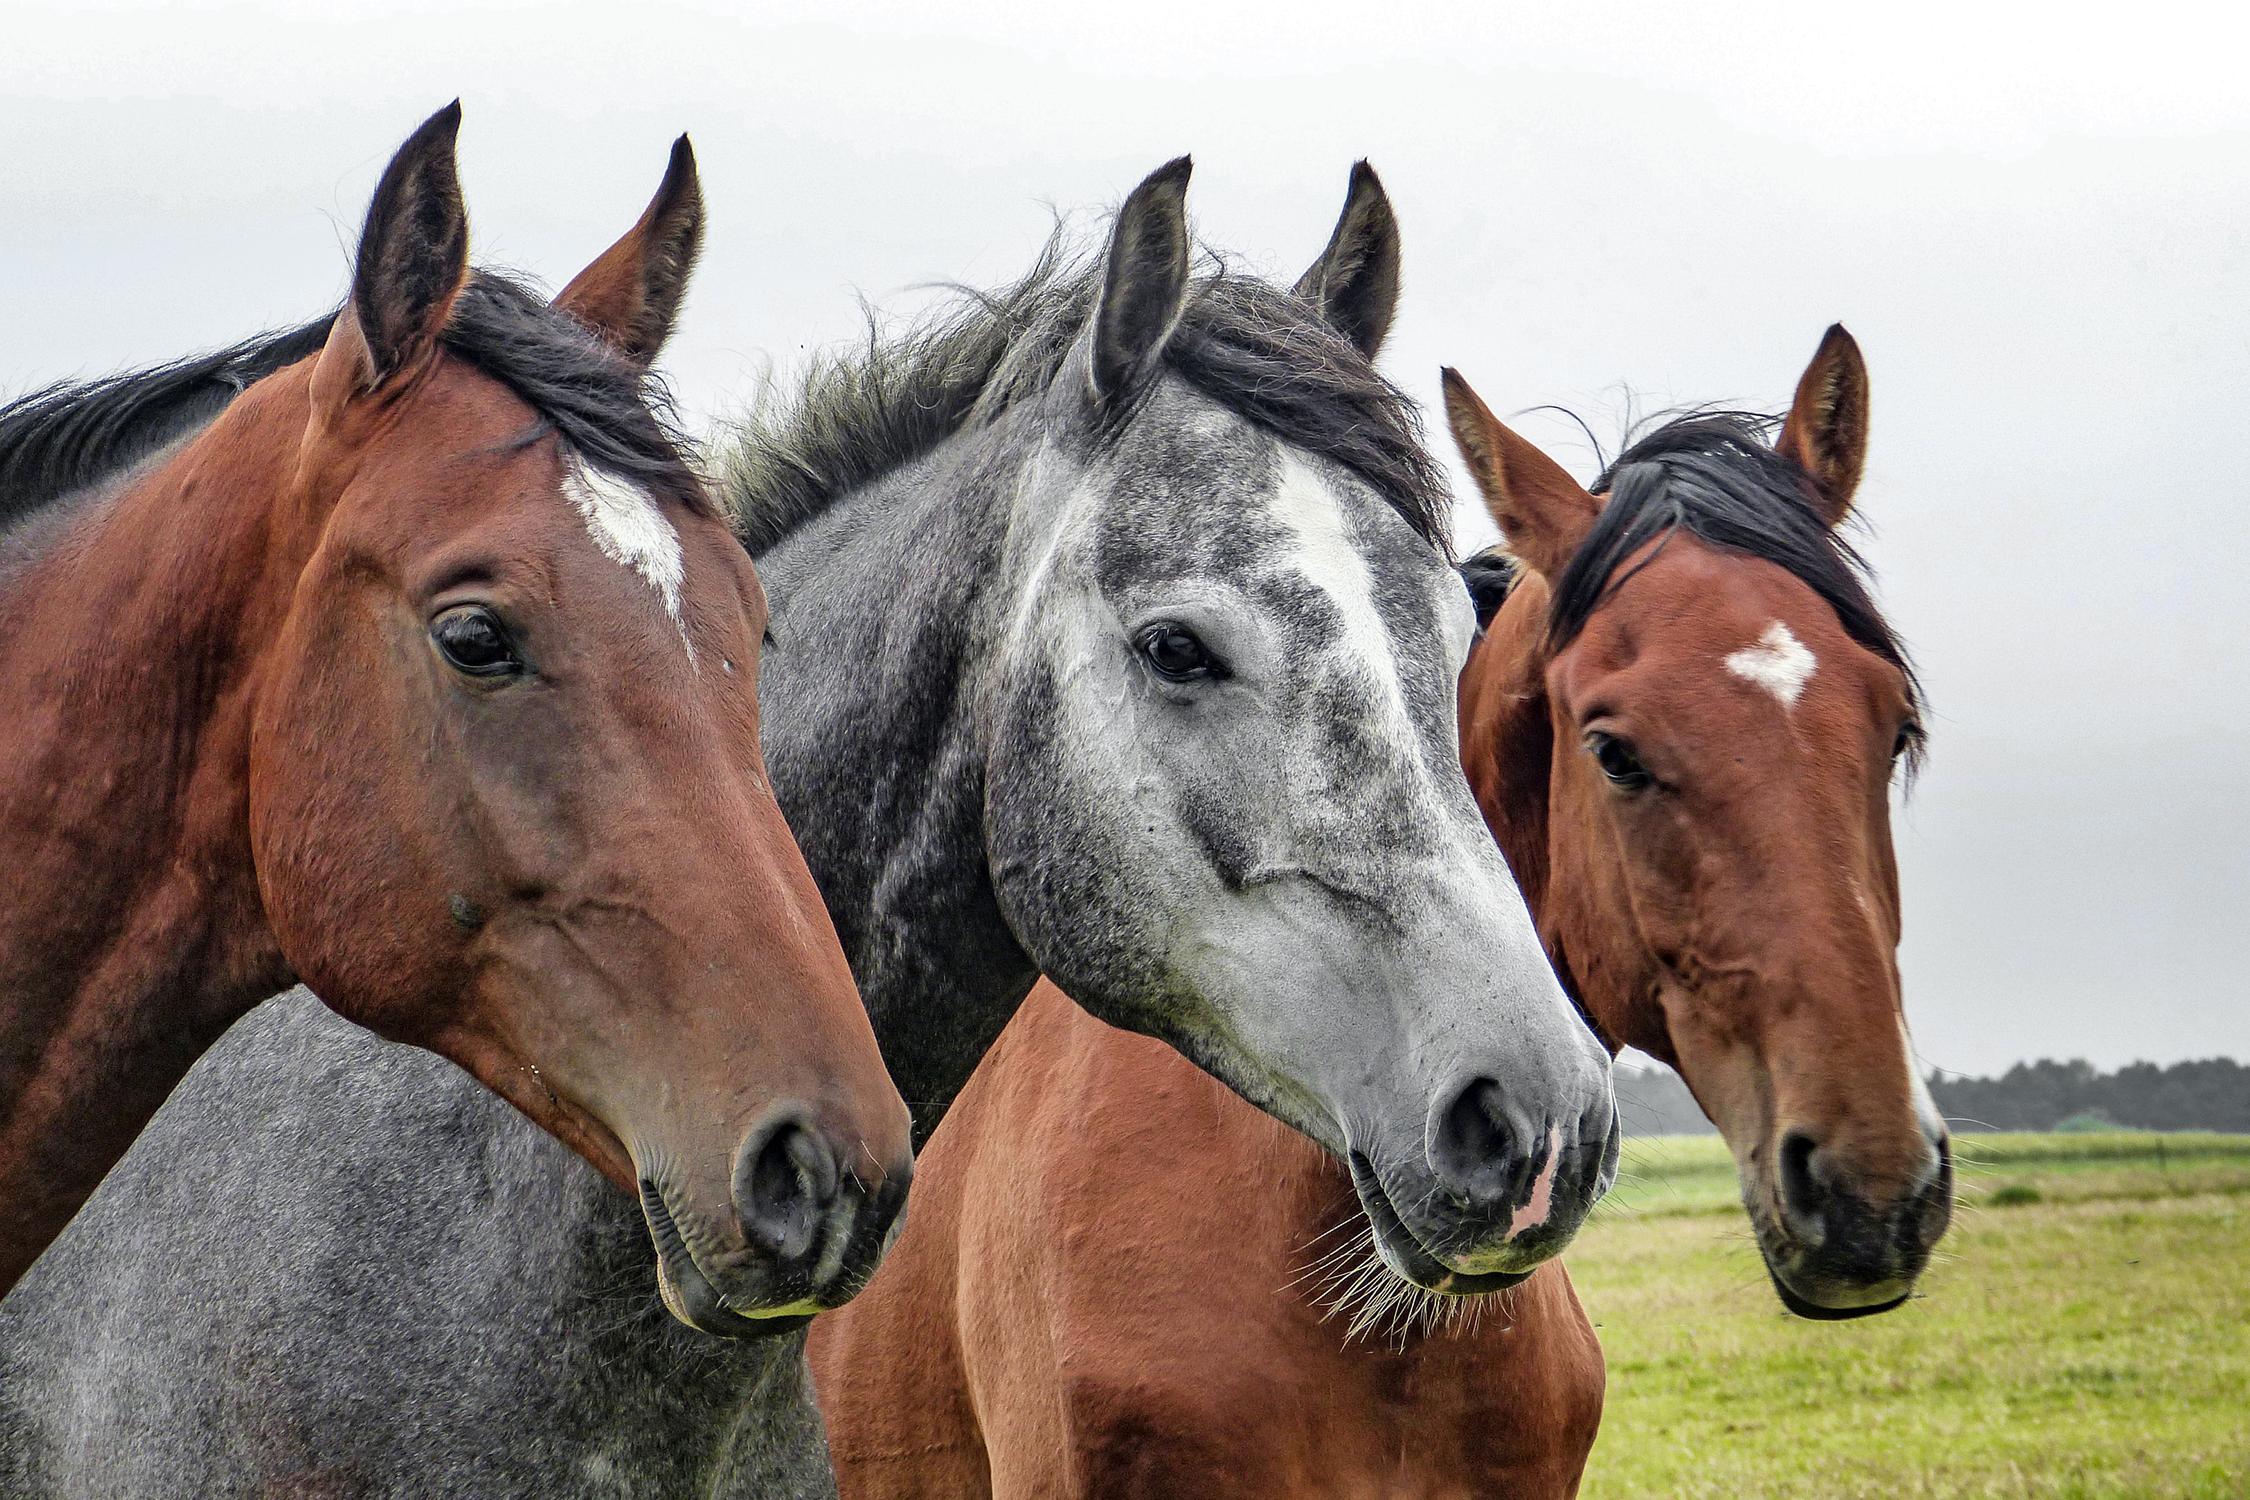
[1571,1132,2250,1499]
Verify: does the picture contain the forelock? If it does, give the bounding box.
[1550,409,1925,768]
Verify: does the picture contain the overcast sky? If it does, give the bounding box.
[6,1,2244,1076]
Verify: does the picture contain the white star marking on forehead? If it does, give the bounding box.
[562,457,693,660]
[1725,621,1816,708]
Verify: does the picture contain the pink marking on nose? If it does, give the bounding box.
[1509,1125,1564,1237]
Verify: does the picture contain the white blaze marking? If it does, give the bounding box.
[1725,621,1816,708]
[562,458,693,659]
[1266,452,1419,750]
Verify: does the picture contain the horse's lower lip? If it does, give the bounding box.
[639,1181,821,1339]
[1346,1152,1535,1296]
[1763,1260,1912,1321]
[1751,1217,1915,1320]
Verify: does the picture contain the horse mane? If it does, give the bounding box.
[716,229,1451,558]
[1554,409,1925,763]
[1459,546,1522,630]
[0,318,337,529]
[0,271,706,541]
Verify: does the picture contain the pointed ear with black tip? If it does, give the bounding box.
[323,102,469,398]
[1775,323,1870,529]
[556,134,706,369]
[1089,156,1194,406]
[1292,160,1400,360]
[1441,367,1602,581]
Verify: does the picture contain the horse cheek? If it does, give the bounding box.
[248,593,453,1039]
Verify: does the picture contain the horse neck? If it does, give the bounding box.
[1462,574,1659,1058]
[0,366,315,1285]
[753,427,1044,1144]
[1460,579,1561,947]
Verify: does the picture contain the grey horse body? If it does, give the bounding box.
[0,169,1614,1497]
[0,996,825,1499]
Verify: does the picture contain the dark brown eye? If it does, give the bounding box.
[1138,622,1221,683]
[1892,720,1923,762]
[1586,730,1652,791]
[432,606,521,678]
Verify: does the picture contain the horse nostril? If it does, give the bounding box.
[1433,1077,1520,1206]
[1777,1129,1829,1244]
[733,1111,841,1264]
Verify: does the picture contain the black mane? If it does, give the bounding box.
[0,271,704,540]
[0,318,336,528]
[1460,547,1521,630]
[438,274,705,510]
[717,233,1450,557]
[1552,410,1923,754]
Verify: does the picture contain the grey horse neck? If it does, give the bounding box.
[749,423,1044,1141]
[0,995,833,1499]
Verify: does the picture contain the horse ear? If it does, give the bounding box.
[1089,156,1193,406]
[330,103,470,393]
[1292,160,1400,360]
[1441,367,1601,581]
[555,135,706,370]
[1775,323,1870,528]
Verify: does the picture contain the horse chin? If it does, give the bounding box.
[1764,1264,1911,1321]
[1749,1215,1916,1321]
[1347,1151,1536,1297]
[1802,1299,1907,1322]
[639,1182,819,1339]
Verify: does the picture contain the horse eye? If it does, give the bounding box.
[1137,622,1222,683]
[1892,720,1922,761]
[1586,730,1653,791]
[431,607,522,678]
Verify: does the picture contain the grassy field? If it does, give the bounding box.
[1570,1132,2250,1499]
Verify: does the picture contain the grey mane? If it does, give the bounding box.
[717,229,1452,559]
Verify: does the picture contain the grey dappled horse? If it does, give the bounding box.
[0,161,1616,1497]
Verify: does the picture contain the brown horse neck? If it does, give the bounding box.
[0,363,321,1288]
[1460,581,1663,1063]
[1458,592,1556,922]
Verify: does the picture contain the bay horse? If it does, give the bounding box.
[0,108,911,1320]
[0,163,1613,1497]
[806,327,1954,1497]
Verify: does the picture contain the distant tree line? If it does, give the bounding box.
[1615,1056,2250,1136]
[1925,1057,2249,1133]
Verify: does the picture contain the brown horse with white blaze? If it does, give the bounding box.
[0,107,912,1325]
[810,303,1951,1494]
